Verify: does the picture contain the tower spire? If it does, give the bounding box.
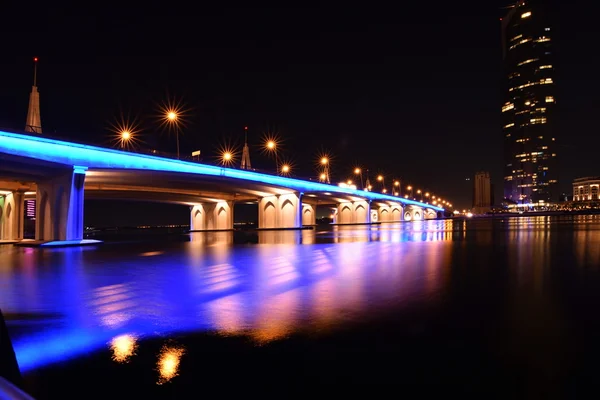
[240,126,252,169]
[25,57,42,133]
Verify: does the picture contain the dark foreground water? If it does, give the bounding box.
[2,216,600,397]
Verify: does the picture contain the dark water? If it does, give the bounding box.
[2,216,600,397]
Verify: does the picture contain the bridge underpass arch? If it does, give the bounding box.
[262,201,276,229]
[339,204,352,224]
[280,198,296,228]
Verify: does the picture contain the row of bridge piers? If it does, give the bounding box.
[1,167,441,245]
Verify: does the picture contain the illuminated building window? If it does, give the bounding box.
[504,123,515,129]
[541,78,553,84]
[502,103,514,112]
[539,65,552,69]
[535,37,551,43]
[516,110,530,115]
[521,11,532,18]
[506,133,511,137]
[541,146,548,149]
[517,58,538,66]
[545,96,554,102]
[510,34,523,42]
[538,136,544,139]
[509,38,532,50]
[545,27,551,31]
[530,117,547,124]
[552,153,556,157]
[536,108,546,112]
[524,100,531,105]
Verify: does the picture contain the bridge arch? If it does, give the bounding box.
[262,201,276,228]
[216,206,228,230]
[339,204,352,224]
[355,204,367,223]
[380,208,389,222]
[391,207,402,221]
[280,198,296,228]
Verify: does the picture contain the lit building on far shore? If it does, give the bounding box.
[501,0,558,204]
[473,171,494,214]
[573,177,600,202]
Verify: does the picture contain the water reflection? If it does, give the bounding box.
[5,216,600,376]
[110,334,138,363]
[157,345,185,385]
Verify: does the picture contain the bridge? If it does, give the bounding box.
[0,130,444,246]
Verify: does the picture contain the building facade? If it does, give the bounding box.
[573,177,600,202]
[473,171,493,214]
[502,1,557,204]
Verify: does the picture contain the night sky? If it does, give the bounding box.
[1,1,598,220]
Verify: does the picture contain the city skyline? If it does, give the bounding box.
[0,1,596,211]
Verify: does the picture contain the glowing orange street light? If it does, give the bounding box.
[281,164,290,174]
[320,173,327,181]
[265,139,279,173]
[164,109,180,158]
[354,167,364,189]
[321,157,328,165]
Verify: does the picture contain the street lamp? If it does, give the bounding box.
[265,139,279,174]
[320,156,330,184]
[407,185,413,198]
[354,167,364,189]
[281,163,291,175]
[164,109,180,159]
[377,175,385,193]
[416,189,422,201]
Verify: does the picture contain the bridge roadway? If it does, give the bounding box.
[0,130,444,246]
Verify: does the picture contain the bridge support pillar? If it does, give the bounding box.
[190,200,234,231]
[375,203,403,223]
[258,192,302,229]
[35,167,87,243]
[403,205,424,222]
[334,200,371,224]
[301,203,316,226]
[0,192,24,241]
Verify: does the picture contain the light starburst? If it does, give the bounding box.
[108,113,143,150]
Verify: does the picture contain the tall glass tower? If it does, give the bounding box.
[501,1,557,204]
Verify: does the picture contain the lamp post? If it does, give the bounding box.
[265,139,278,174]
[165,110,180,159]
[119,130,131,149]
[416,189,422,201]
[377,175,385,193]
[354,168,363,189]
[407,185,413,198]
[321,157,330,184]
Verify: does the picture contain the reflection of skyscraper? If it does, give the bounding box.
[501,1,557,204]
[473,171,492,214]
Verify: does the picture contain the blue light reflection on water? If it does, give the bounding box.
[0,222,458,372]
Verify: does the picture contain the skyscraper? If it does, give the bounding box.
[25,57,42,133]
[501,1,557,204]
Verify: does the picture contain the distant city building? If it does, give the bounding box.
[501,1,557,204]
[573,177,600,202]
[473,171,493,214]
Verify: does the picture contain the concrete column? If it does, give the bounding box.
[376,203,403,223]
[403,206,423,222]
[0,192,24,240]
[335,200,371,224]
[258,192,302,229]
[301,203,316,226]
[190,201,233,231]
[35,167,86,242]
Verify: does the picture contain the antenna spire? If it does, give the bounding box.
[240,126,251,170]
[25,57,42,133]
[33,57,38,86]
